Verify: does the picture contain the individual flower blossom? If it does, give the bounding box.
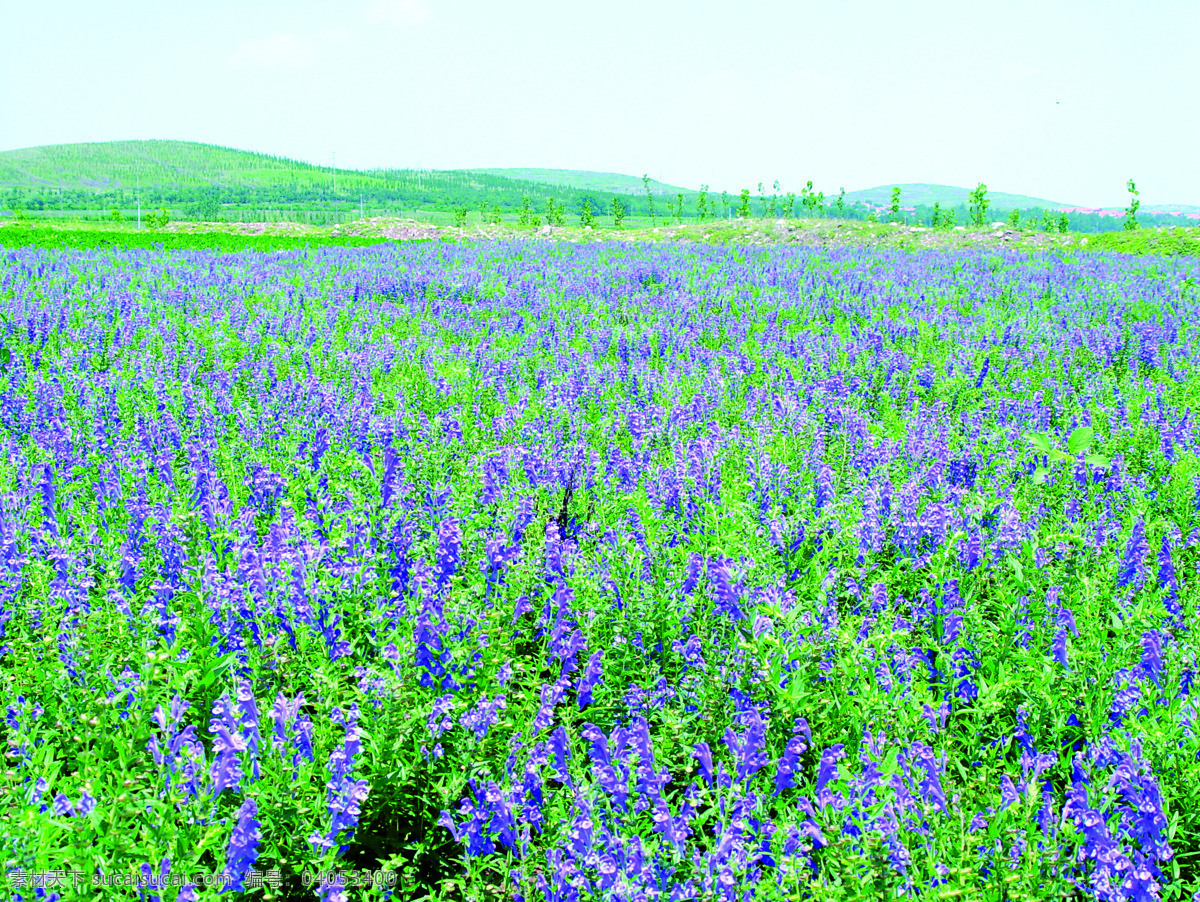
[51,793,75,817]
[1141,632,1164,685]
[693,742,714,786]
[724,707,769,783]
[310,706,371,855]
[219,797,261,894]
[814,745,846,811]
[576,650,604,709]
[460,694,507,741]
[426,694,455,739]
[1117,518,1150,590]
[774,729,808,796]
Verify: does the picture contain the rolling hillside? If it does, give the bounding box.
[465,168,696,197]
[0,140,329,191]
[2,140,1196,229]
[843,183,1072,211]
[0,140,652,223]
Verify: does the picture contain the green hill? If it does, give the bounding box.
[0,140,657,224]
[2,141,1195,231]
[844,183,1073,211]
[465,168,696,197]
[0,139,331,191]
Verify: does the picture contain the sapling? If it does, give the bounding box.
[931,202,942,229]
[836,188,845,218]
[545,198,566,227]
[580,199,595,228]
[643,174,655,224]
[673,193,684,225]
[697,185,710,221]
[1124,179,1139,230]
[968,183,989,227]
[800,181,821,218]
[737,190,751,219]
[1007,209,1020,228]
[611,197,626,229]
[517,197,534,229]
[890,187,901,223]
[1057,213,1069,233]
[783,192,795,218]
[453,207,468,228]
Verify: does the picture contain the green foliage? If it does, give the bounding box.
[800,181,823,218]
[144,208,171,229]
[517,196,534,229]
[836,187,845,217]
[1025,426,1110,483]
[890,187,901,222]
[109,208,124,223]
[933,204,957,229]
[1125,179,1140,231]
[696,185,710,221]
[666,192,684,225]
[610,196,626,229]
[0,227,396,252]
[1081,228,1200,257]
[642,173,655,223]
[968,182,989,227]
[1058,213,1070,233]
[737,189,751,220]
[579,198,595,228]
[544,197,566,227]
[1008,209,1020,228]
[452,206,468,228]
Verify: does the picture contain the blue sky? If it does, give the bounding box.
[2,0,1197,207]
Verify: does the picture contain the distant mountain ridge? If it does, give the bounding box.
[464,168,695,197]
[2,140,1196,223]
[842,183,1073,211]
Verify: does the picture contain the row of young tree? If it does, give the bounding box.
[4,173,1187,233]
[483,179,1186,233]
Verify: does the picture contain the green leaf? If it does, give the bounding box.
[1085,453,1110,468]
[0,347,9,367]
[198,652,238,691]
[1025,432,1051,454]
[1067,426,1095,456]
[1032,467,1050,484]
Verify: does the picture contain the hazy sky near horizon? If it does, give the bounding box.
[3,0,1197,208]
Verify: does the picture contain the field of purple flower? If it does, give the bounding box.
[1,237,1199,901]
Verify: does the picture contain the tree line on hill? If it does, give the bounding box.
[3,178,1194,233]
